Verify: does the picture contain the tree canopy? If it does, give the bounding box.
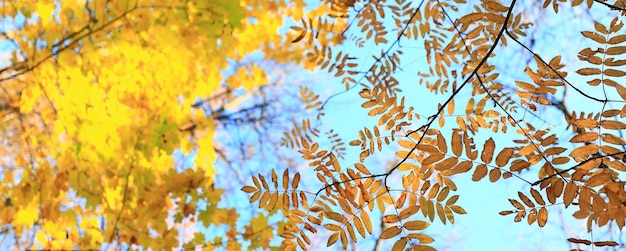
[1,0,626,250]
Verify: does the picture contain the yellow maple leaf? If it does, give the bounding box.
[37,2,55,27]
[14,201,39,227]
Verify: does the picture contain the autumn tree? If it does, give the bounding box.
[243,0,626,250]
[0,0,334,250]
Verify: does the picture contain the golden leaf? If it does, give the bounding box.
[282,169,289,190]
[563,182,578,208]
[392,237,408,251]
[383,215,400,223]
[292,173,300,189]
[436,203,446,224]
[241,186,257,193]
[324,224,342,231]
[327,232,339,247]
[360,210,372,234]
[409,245,437,251]
[353,217,365,237]
[354,163,371,174]
[399,205,421,219]
[403,220,429,230]
[380,226,402,239]
[340,230,348,248]
[449,205,467,214]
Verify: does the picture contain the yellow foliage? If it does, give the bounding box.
[0,0,310,249]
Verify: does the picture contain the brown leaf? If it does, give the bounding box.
[563,182,578,208]
[567,238,592,245]
[471,164,488,181]
[570,143,599,160]
[608,34,626,44]
[509,199,525,210]
[537,207,548,227]
[530,188,545,206]
[489,168,501,182]
[518,192,535,208]
[606,46,626,55]
[595,21,609,34]
[604,69,626,77]
[616,84,626,101]
[451,130,462,156]
[601,120,626,130]
[581,31,606,43]
[481,138,495,164]
[601,133,626,145]
[569,131,598,143]
[593,241,619,247]
[570,118,598,129]
[495,148,514,167]
[576,67,601,75]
